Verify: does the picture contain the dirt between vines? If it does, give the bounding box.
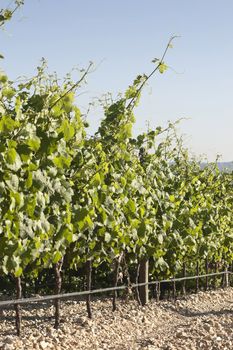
[0,287,233,350]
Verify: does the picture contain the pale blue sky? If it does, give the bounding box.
[1,0,233,161]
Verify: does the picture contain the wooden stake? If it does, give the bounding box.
[172,277,176,300]
[213,262,217,289]
[225,264,229,288]
[155,280,160,302]
[195,261,199,293]
[182,263,186,296]
[135,262,142,305]
[112,258,120,311]
[205,258,209,291]
[15,276,22,337]
[138,258,149,305]
[54,259,63,329]
[86,260,92,319]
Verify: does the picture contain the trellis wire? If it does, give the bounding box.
[0,270,231,308]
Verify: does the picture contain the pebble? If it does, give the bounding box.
[39,340,51,349]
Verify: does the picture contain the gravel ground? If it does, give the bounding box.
[0,288,233,349]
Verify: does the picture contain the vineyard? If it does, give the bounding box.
[0,3,233,341]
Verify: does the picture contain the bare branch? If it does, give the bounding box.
[48,62,94,111]
[126,36,180,111]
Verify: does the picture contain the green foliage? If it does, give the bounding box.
[0,29,232,282]
[158,62,168,74]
